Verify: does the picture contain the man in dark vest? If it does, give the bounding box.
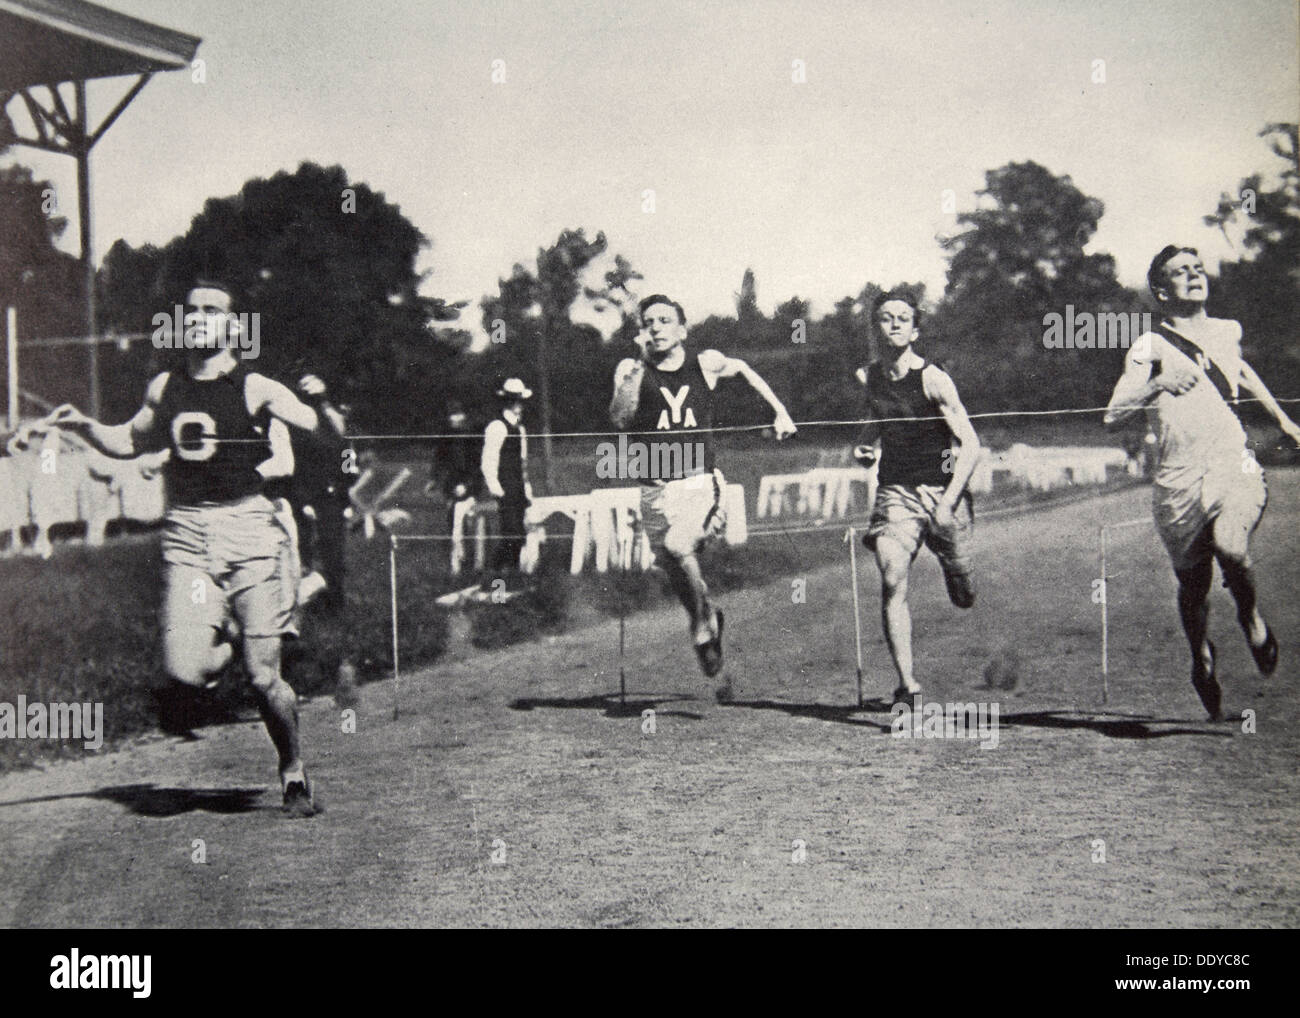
[52,279,325,816]
[1105,245,1300,718]
[480,378,533,584]
[856,289,981,707]
[610,294,796,691]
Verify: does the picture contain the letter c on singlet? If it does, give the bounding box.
[171,411,218,461]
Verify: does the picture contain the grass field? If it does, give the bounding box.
[1,426,1158,769]
[0,470,1296,927]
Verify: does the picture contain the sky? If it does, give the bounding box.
[6,0,1298,339]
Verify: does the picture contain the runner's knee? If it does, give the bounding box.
[162,627,217,687]
[1213,543,1250,575]
[243,636,284,693]
[662,529,697,559]
[1175,562,1213,604]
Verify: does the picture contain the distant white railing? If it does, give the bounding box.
[1,427,165,558]
[756,445,1140,521]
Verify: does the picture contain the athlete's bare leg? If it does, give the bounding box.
[663,551,714,639]
[162,623,233,687]
[875,536,919,692]
[1214,551,1268,647]
[1174,559,1215,675]
[244,634,301,776]
[161,567,235,687]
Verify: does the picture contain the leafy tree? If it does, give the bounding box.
[934,160,1139,411]
[481,229,634,488]
[735,267,760,325]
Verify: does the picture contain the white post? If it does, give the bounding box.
[390,535,401,720]
[1100,525,1109,705]
[6,307,17,432]
[846,526,865,707]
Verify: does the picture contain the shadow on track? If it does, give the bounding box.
[716,699,1230,739]
[0,783,268,817]
[510,692,704,720]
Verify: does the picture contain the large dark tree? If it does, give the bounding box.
[0,164,82,340]
[932,160,1141,411]
[1204,123,1300,400]
[99,162,465,433]
[0,164,87,416]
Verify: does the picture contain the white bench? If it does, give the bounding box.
[508,483,749,575]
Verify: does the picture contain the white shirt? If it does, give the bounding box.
[1106,317,1247,490]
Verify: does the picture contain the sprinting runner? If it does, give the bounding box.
[1104,245,1300,719]
[856,289,981,705]
[52,280,325,816]
[609,294,796,689]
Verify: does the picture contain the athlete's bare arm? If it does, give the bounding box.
[697,349,796,439]
[49,372,169,457]
[1104,335,1198,428]
[1239,361,1300,447]
[924,367,980,519]
[246,374,319,433]
[851,367,881,511]
[258,418,296,481]
[609,356,645,430]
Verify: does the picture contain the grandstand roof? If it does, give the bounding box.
[0,0,200,90]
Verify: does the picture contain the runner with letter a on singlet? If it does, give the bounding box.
[609,294,796,697]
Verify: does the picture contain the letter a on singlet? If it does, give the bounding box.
[656,385,696,429]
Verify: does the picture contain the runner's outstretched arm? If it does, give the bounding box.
[1239,362,1300,446]
[48,373,168,457]
[698,350,796,438]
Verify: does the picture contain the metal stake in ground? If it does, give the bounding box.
[618,577,626,707]
[1099,524,1109,706]
[844,526,865,707]
[390,533,401,720]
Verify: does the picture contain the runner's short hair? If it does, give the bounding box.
[1146,245,1198,298]
[638,294,686,324]
[871,287,923,327]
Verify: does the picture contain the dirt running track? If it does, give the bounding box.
[2,474,1298,928]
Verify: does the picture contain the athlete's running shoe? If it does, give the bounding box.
[695,609,725,678]
[282,770,322,818]
[1249,624,1278,676]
